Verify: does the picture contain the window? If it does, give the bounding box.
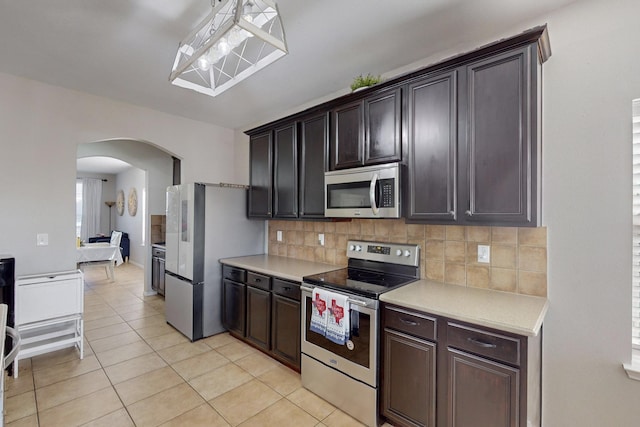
[634,100,640,348]
[625,101,640,379]
[76,179,83,237]
[141,187,146,246]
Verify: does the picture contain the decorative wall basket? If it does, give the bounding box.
[128,188,138,216]
[116,190,125,216]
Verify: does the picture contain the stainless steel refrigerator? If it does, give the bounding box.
[164,183,264,341]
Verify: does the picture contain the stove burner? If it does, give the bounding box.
[349,270,385,283]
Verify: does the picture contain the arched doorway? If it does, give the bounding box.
[77,139,178,295]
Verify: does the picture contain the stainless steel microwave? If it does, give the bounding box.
[324,162,401,218]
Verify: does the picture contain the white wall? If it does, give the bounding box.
[115,167,145,266]
[538,0,640,424]
[233,129,250,185]
[0,72,237,276]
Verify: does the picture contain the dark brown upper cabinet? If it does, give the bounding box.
[273,122,298,218]
[299,112,329,218]
[247,112,327,219]
[458,44,540,226]
[408,39,545,226]
[365,87,402,164]
[247,132,272,218]
[247,26,549,226]
[330,99,364,169]
[330,87,402,170]
[406,69,458,222]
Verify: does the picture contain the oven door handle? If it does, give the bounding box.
[346,298,367,307]
[301,285,369,308]
[369,173,380,215]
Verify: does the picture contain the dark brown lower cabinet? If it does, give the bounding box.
[222,278,246,337]
[383,329,436,427]
[245,286,271,350]
[382,304,541,427]
[221,264,302,371]
[448,349,519,427]
[270,277,301,370]
[271,293,300,367]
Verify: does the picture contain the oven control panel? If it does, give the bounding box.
[367,245,390,255]
[347,240,420,267]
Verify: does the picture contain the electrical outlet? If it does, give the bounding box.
[37,233,49,246]
[276,230,283,242]
[477,245,490,263]
[318,233,325,246]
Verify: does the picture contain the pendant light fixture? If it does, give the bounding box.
[169,0,287,97]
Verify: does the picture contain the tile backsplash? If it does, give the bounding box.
[267,219,547,297]
[150,215,166,244]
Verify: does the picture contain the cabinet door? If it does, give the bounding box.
[447,348,519,427]
[299,112,328,218]
[158,258,165,296]
[222,279,246,337]
[331,100,364,170]
[151,257,159,292]
[365,87,402,165]
[406,70,458,222]
[246,286,271,350]
[248,132,273,218]
[273,123,298,218]
[271,294,301,369]
[459,45,537,225]
[383,329,436,427]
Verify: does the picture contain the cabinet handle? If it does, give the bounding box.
[282,286,291,291]
[400,318,418,326]
[255,278,261,282]
[467,337,497,348]
[449,210,455,217]
[465,210,472,216]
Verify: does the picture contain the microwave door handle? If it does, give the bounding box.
[369,173,380,215]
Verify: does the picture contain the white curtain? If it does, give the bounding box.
[80,178,102,241]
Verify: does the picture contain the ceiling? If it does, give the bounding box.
[77,157,132,175]
[0,1,576,131]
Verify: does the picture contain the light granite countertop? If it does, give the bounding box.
[380,280,548,337]
[219,255,548,336]
[219,254,341,283]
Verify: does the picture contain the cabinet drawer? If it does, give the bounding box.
[247,271,271,291]
[272,278,300,300]
[384,306,436,341]
[152,247,165,258]
[222,265,246,283]
[447,322,521,366]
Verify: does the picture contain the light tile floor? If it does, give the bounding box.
[4,263,372,427]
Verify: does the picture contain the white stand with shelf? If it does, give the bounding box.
[14,270,84,378]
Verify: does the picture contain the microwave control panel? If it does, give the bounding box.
[380,179,394,207]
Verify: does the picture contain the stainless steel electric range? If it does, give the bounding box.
[301,240,420,427]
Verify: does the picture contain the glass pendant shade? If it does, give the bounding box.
[169,0,287,97]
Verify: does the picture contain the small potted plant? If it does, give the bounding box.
[350,73,382,92]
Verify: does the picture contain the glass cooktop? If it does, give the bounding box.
[303,267,417,299]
